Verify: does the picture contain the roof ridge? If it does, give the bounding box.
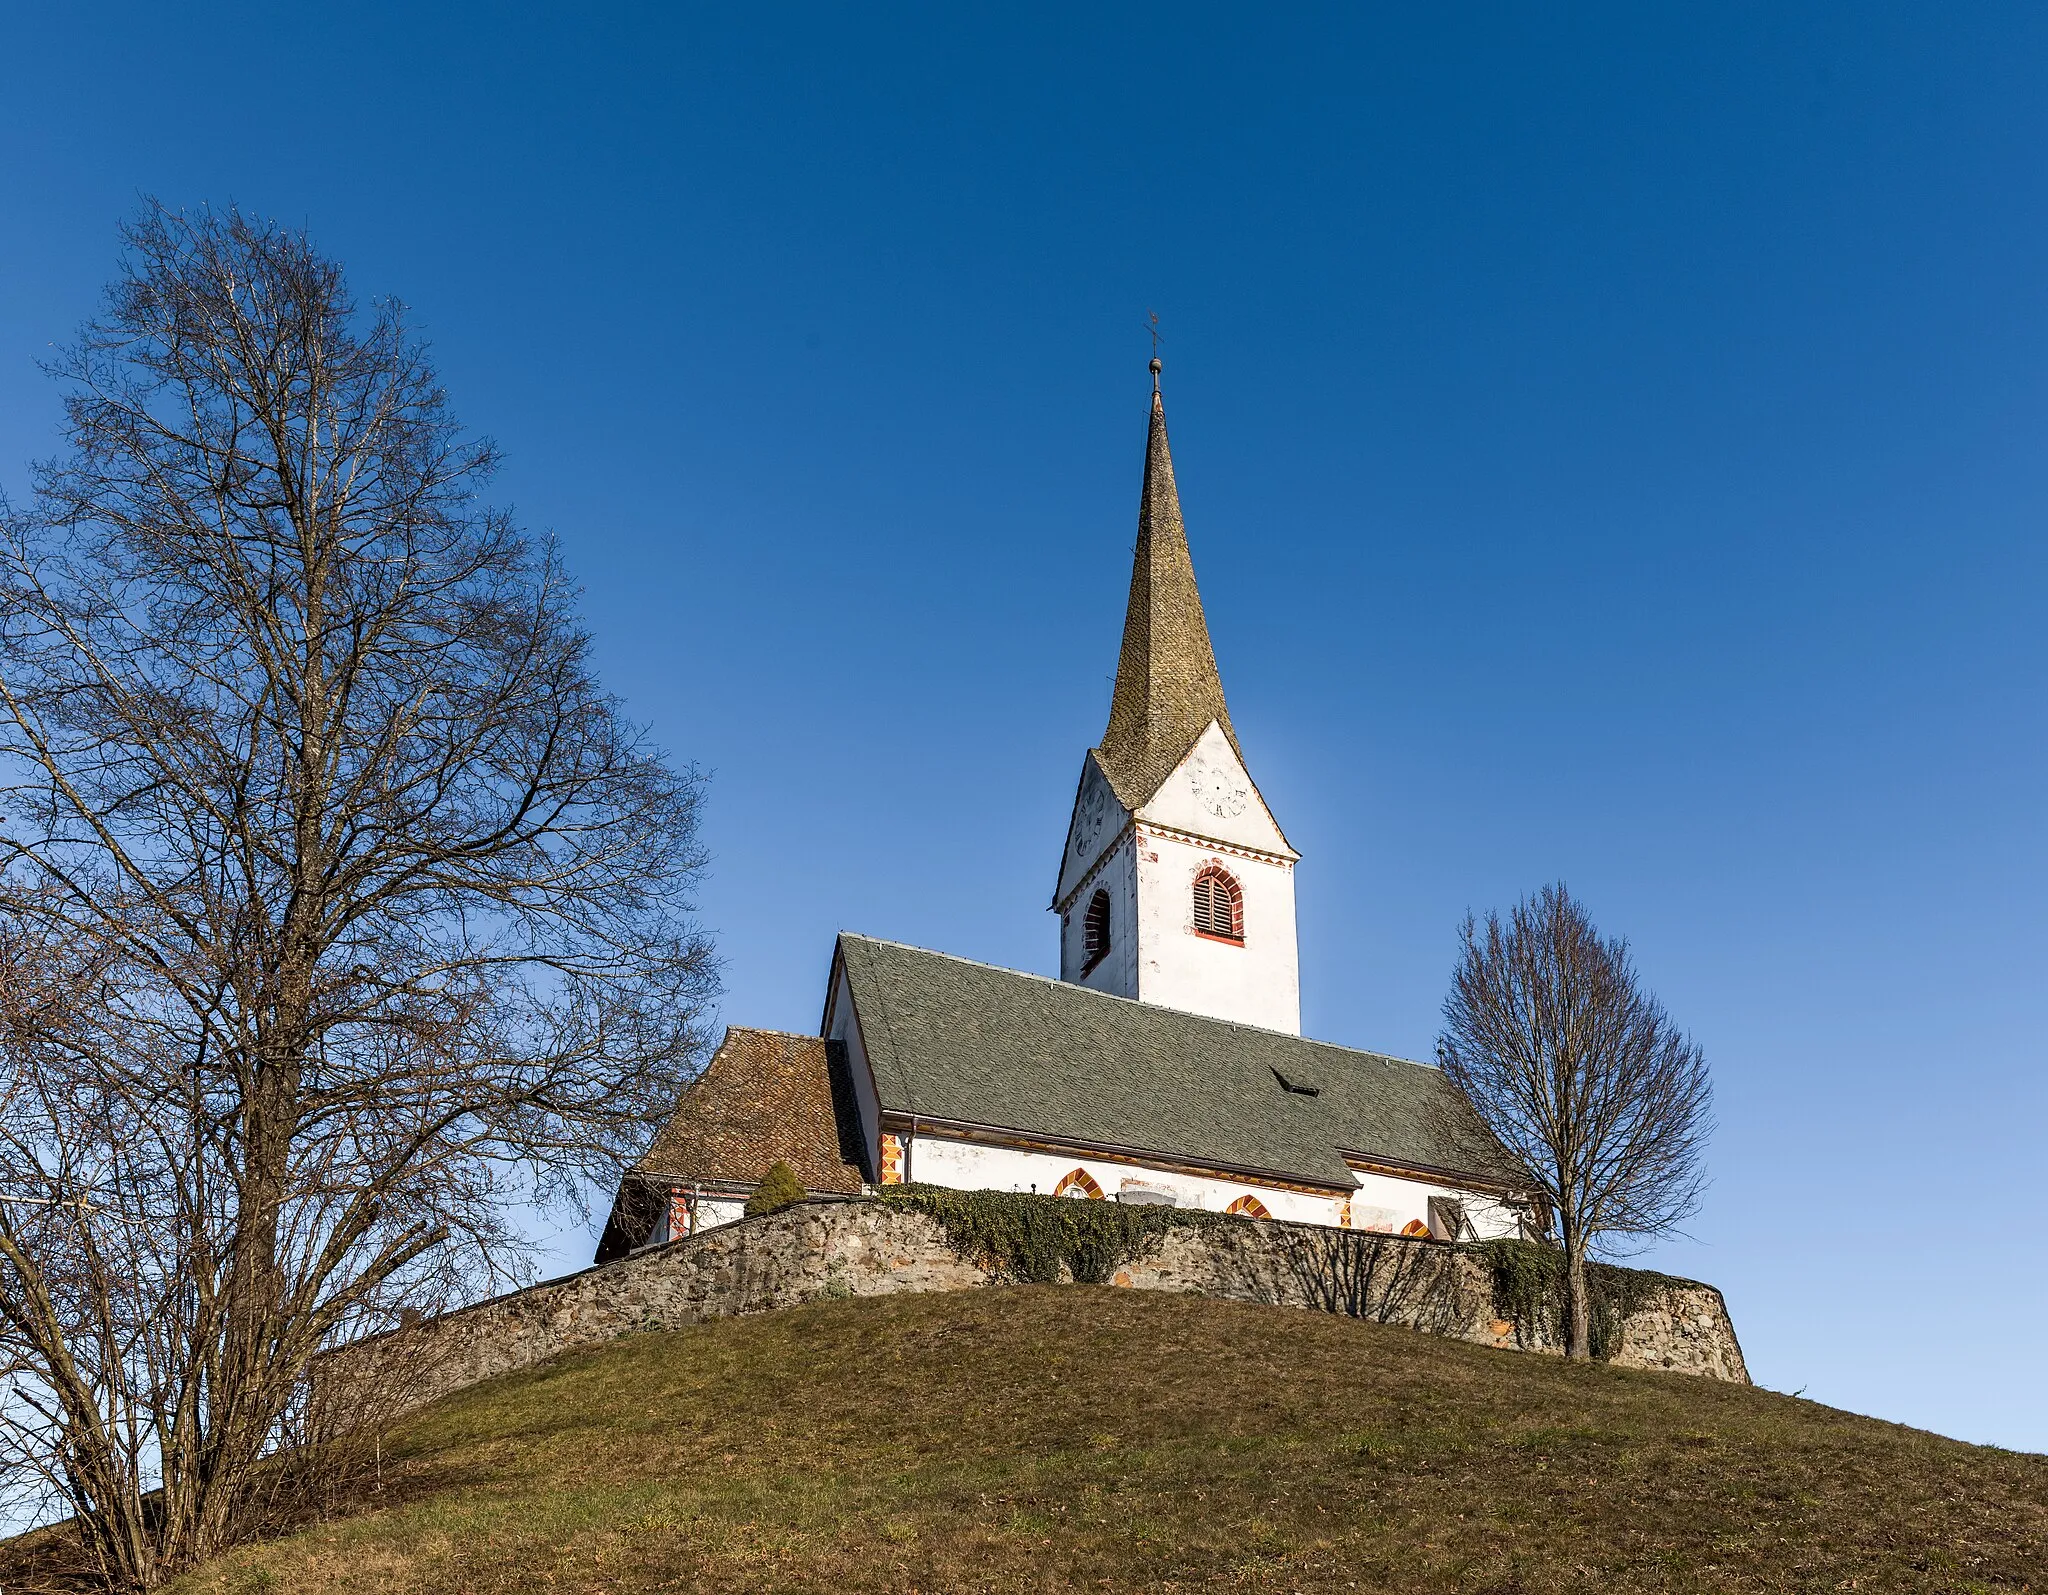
[831,931,1440,1076]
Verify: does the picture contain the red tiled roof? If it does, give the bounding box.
[632,1026,867,1195]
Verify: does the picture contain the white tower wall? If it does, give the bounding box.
[1058,831,1140,998]
[1059,730,1301,1034]
[1131,826,1299,1034]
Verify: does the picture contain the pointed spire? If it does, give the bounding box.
[1093,370,1243,809]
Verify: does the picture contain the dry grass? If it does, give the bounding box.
[33,1288,2048,1592]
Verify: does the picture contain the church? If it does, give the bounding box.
[596,363,1535,1263]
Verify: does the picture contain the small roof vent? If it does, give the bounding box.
[1270,1066,1321,1097]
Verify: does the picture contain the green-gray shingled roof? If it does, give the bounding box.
[832,934,1521,1193]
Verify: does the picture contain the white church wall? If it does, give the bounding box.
[907,1135,1347,1225]
[1132,827,1300,1034]
[904,1135,1518,1239]
[1344,1166,1519,1240]
[646,1135,1518,1249]
[682,1197,747,1237]
[649,1193,748,1246]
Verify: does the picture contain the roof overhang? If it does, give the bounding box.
[1341,1152,1534,1202]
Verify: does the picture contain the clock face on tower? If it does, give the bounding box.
[1072,783,1111,856]
[1188,755,1249,819]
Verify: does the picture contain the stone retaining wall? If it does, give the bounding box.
[347,1198,1747,1413]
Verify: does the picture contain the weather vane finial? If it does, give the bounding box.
[1145,310,1162,390]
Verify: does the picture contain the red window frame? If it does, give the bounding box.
[1191,865,1244,944]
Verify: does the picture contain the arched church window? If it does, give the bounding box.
[1191,866,1244,943]
[1225,1193,1271,1220]
[1054,1168,1105,1200]
[1081,889,1112,972]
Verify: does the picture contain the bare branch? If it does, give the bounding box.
[0,201,718,1586]
[1435,883,1712,1359]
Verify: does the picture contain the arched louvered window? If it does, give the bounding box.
[1081,889,1112,972]
[1191,866,1244,943]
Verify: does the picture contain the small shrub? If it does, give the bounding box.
[745,1161,808,1217]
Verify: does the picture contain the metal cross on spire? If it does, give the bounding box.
[1145,310,1163,388]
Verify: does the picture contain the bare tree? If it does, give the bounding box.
[0,202,716,1587]
[1435,884,1710,1360]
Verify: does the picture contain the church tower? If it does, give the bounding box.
[1053,363,1301,1034]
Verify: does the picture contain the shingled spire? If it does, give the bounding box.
[1092,368,1246,809]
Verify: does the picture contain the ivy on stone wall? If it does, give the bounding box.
[875,1186,1226,1284]
[1472,1239,1687,1362]
[874,1190,1688,1363]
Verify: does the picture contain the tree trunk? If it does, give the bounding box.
[1562,1231,1592,1360]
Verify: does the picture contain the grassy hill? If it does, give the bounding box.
[68,1289,2048,1591]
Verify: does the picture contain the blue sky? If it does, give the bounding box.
[5,4,2047,1450]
